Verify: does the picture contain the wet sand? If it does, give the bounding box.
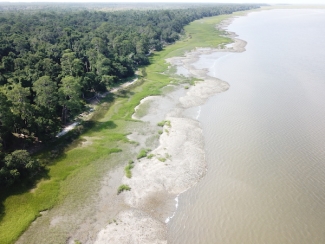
[94,17,246,243]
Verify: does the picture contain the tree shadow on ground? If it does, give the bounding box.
[0,92,120,224]
[101,92,115,103]
[0,120,118,223]
[114,89,135,98]
[46,120,117,161]
[0,167,50,223]
[0,200,3,223]
[82,120,117,133]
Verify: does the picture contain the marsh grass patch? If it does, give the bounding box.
[137,148,151,159]
[117,184,131,194]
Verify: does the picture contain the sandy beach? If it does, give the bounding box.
[94,17,247,243]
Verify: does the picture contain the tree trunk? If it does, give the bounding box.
[61,105,67,125]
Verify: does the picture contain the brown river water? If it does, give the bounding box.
[168,9,325,244]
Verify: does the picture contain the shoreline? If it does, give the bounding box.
[94,16,247,243]
[14,7,325,243]
[15,13,249,244]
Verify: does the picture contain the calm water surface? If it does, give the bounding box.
[168,9,325,244]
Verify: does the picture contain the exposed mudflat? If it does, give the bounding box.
[16,16,245,244]
[94,17,246,243]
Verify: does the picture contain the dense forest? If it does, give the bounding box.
[0,3,260,187]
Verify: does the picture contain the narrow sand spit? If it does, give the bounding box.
[94,17,247,244]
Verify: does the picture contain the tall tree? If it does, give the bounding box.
[0,150,40,187]
[33,76,59,139]
[5,82,32,134]
[33,76,58,112]
[60,50,83,77]
[59,76,83,124]
[0,91,13,148]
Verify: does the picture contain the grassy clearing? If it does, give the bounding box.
[0,12,242,244]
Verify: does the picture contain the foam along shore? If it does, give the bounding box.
[94,18,246,244]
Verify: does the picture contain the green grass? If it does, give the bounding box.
[124,161,134,178]
[117,184,131,194]
[0,12,246,244]
[157,120,171,127]
[147,154,154,159]
[157,121,165,127]
[158,157,166,162]
[137,148,151,160]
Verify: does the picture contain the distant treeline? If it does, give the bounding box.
[0,4,260,187]
[0,2,265,12]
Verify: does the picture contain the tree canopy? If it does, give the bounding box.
[0,3,260,187]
